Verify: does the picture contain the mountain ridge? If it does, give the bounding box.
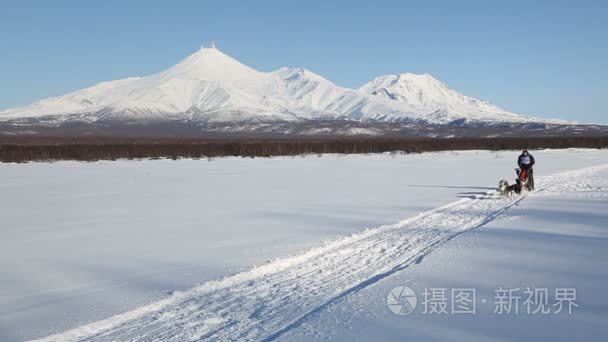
[0,46,566,127]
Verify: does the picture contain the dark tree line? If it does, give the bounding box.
[1,136,607,163]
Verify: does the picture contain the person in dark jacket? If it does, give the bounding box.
[517,148,535,190]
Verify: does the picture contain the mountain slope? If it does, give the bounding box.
[360,73,543,123]
[0,46,552,126]
[0,48,426,124]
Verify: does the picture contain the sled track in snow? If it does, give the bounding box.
[34,165,608,342]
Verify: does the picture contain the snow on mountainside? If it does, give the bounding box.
[360,73,543,123]
[0,46,553,125]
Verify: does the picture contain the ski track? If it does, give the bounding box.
[32,164,608,342]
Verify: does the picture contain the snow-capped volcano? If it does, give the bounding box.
[0,46,551,126]
[0,47,422,123]
[360,73,537,123]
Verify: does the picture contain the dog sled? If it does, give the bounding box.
[498,168,533,196]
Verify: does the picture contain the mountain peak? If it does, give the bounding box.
[272,67,335,86]
[397,72,439,82]
[159,45,261,82]
[0,46,547,125]
[367,73,444,88]
[360,73,535,122]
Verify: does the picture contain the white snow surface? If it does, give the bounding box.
[283,166,608,342]
[0,47,553,124]
[1,149,607,341]
[360,73,562,123]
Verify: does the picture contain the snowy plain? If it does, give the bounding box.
[1,149,607,341]
[282,164,608,341]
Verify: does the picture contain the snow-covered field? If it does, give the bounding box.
[1,149,607,341]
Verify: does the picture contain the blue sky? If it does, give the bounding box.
[1,0,606,123]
